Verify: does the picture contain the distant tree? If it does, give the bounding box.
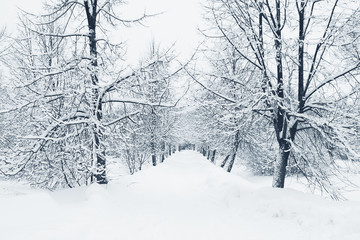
[129,42,180,167]
[187,41,274,173]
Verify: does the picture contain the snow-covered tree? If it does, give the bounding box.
[120,42,181,170]
[0,0,156,188]
[202,0,360,198]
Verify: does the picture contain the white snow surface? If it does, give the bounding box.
[1,150,360,240]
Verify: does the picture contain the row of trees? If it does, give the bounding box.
[1,0,360,199]
[188,0,360,198]
[0,0,183,189]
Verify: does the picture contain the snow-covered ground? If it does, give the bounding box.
[1,150,360,240]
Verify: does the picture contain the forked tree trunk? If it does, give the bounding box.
[272,0,304,188]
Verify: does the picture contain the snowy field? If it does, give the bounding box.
[1,150,360,240]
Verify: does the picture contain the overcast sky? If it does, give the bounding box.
[0,0,205,65]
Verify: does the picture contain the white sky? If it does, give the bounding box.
[0,0,205,65]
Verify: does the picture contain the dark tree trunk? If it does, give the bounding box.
[150,108,157,166]
[168,145,172,156]
[85,0,107,184]
[227,130,240,172]
[227,153,236,173]
[161,142,165,162]
[152,155,157,166]
[207,148,211,160]
[258,0,268,93]
[211,150,216,163]
[273,1,306,188]
[298,0,305,112]
[272,1,290,188]
[220,155,230,168]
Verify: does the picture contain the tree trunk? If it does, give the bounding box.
[227,130,240,172]
[211,150,216,163]
[152,154,157,166]
[150,108,157,166]
[85,0,107,184]
[220,155,230,168]
[227,153,236,173]
[298,0,305,112]
[271,0,287,188]
[272,0,305,187]
[161,142,165,162]
[272,140,291,188]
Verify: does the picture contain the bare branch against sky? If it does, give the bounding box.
[0,0,204,65]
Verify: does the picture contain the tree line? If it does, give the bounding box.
[0,0,359,199]
[186,0,360,199]
[0,0,185,188]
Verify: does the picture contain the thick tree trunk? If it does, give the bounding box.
[152,154,157,166]
[85,0,107,184]
[272,140,291,188]
[273,1,305,187]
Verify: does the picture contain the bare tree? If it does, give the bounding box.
[202,0,360,198]
[0,0,158,188]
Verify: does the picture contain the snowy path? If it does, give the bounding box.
[1,150,360,240]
